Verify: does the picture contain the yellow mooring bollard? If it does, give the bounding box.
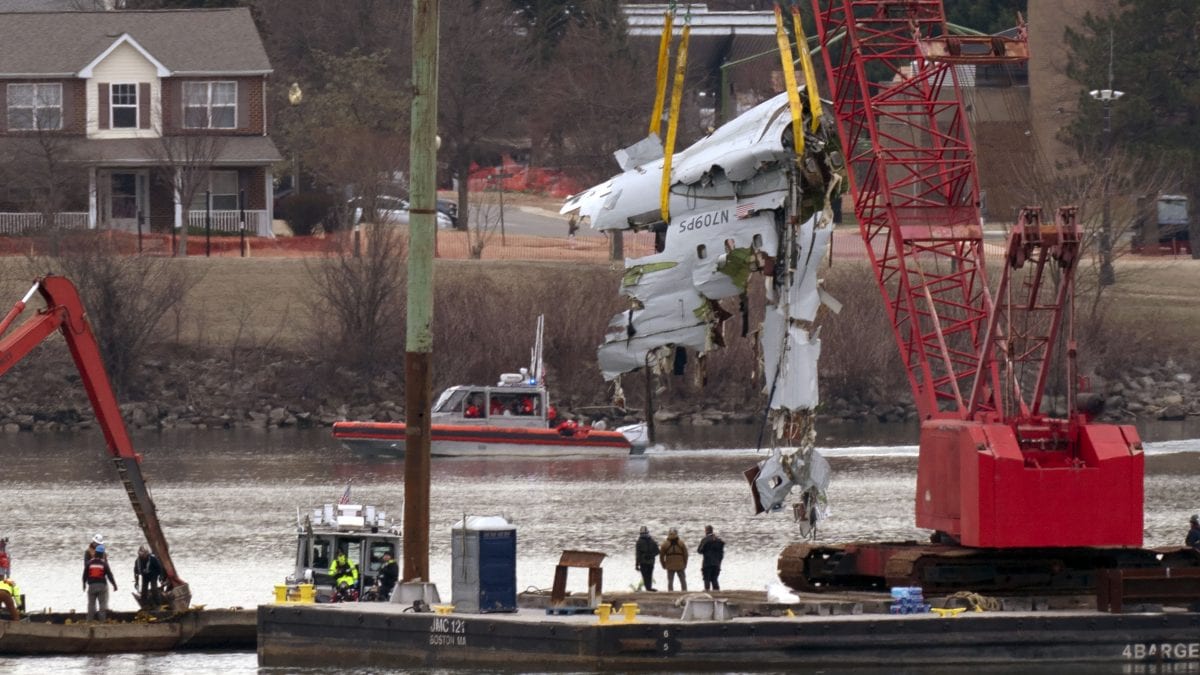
[621,602,639,623]
[298,584,315,603]
[274,585,288,603]
[594,603,612,624]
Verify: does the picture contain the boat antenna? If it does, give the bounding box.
[530,314,545,385]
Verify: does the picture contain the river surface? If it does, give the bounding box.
[2,419,1199,674]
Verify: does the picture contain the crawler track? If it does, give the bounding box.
[779,542,1200,595]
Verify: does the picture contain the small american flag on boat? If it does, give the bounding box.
[337,482,352,505]
[735,202,756,219]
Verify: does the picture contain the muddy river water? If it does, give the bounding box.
[1,422,1198,674]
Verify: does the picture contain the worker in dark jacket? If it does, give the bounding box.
[697,524,726,591]
[377,552,399,600]
[659,528,688,591]
[133,545,164,605]
[83,544,117,621]
[635,526,659,592]
[1188,514,1200,550]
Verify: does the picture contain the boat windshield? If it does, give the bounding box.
[433,388,468,413]
[366,541,397,575]
[488,391,542,417]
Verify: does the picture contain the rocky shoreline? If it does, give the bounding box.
[0,353,1194,434]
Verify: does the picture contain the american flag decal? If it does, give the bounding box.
[735,202,756,219]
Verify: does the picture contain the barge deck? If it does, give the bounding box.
[2,608,256,655]
[257,593,1200,670]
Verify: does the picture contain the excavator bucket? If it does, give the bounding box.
[167,583,191,612]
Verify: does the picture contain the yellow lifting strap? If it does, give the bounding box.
[659,21,690,224]
[649,10,674,137]
[774,4,806,160]
[790,5,823,132]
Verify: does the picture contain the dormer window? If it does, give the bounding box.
[183,81,236,129]
[111,83,137,128]
[7,83,62,131]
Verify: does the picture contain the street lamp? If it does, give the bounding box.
[1090,29,1123,287]
[288,82,303,196]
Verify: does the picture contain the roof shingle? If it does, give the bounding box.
[0,8,271,76]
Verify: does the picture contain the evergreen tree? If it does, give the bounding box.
[1064,1,1200,257]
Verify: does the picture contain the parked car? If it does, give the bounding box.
[351,195,453,229]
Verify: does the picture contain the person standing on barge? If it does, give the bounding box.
[697,524,725,591]
[134,545,164,604]
[84,533,103,563]
[659,528,688,591]
[1187,514,1200,550]
[0,576,20,620]
[83,544,117,621]
[635,526,659,592]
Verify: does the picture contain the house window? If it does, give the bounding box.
[110,83,138,128]
[7,83,62,131]
[183,81,236,129]
[190,171,240,211]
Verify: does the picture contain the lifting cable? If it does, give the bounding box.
[774,3,824,162]
[659,2,691,224]
[774,4,806,160]
[648,7,675,138]
[790,5,823,134]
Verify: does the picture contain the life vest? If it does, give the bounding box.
[86,558,107,581]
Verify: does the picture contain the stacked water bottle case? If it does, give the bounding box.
[889,586,930,614]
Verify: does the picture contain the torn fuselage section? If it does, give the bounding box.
[563,91,844,532]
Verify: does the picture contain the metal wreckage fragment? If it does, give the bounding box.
[562,91,845,535]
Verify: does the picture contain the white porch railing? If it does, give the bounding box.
[186,210,272,237]
[0,212,89,234]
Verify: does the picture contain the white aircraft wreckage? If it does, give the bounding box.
[562,89,845,533]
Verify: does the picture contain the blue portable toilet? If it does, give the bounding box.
[451,515,517,613]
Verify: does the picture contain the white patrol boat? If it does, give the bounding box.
[284,501,402,603]
[332,316,647,457]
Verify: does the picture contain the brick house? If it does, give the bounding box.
[0,8,281,236]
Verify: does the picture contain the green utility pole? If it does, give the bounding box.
[404,0,438,583]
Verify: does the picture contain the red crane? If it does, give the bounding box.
[0,276,190,609]
[779,1,1155,592]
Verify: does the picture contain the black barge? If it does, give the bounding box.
[257,596,1200,670]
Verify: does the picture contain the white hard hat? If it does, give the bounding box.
[92,534,104,545]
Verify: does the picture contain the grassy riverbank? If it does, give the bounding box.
[0,253,1195,430]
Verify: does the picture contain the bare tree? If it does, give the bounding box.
[145,134,227,256]
[524,17,655,184]
[276,50,409,231]
[306,222,407,383]
[1011,145,1180,317]
[0,134,87,254]
[440,1,535,233]
[465,189,504,259]
[26,233,205,397]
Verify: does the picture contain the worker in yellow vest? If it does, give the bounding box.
[328,550,359,601]
[0,576,21,620]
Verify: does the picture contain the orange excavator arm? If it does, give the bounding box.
[0,275,190,609]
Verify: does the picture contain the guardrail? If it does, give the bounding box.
[187,210,270,237]
[1096,567,1200,613]
[0,212,88,234]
